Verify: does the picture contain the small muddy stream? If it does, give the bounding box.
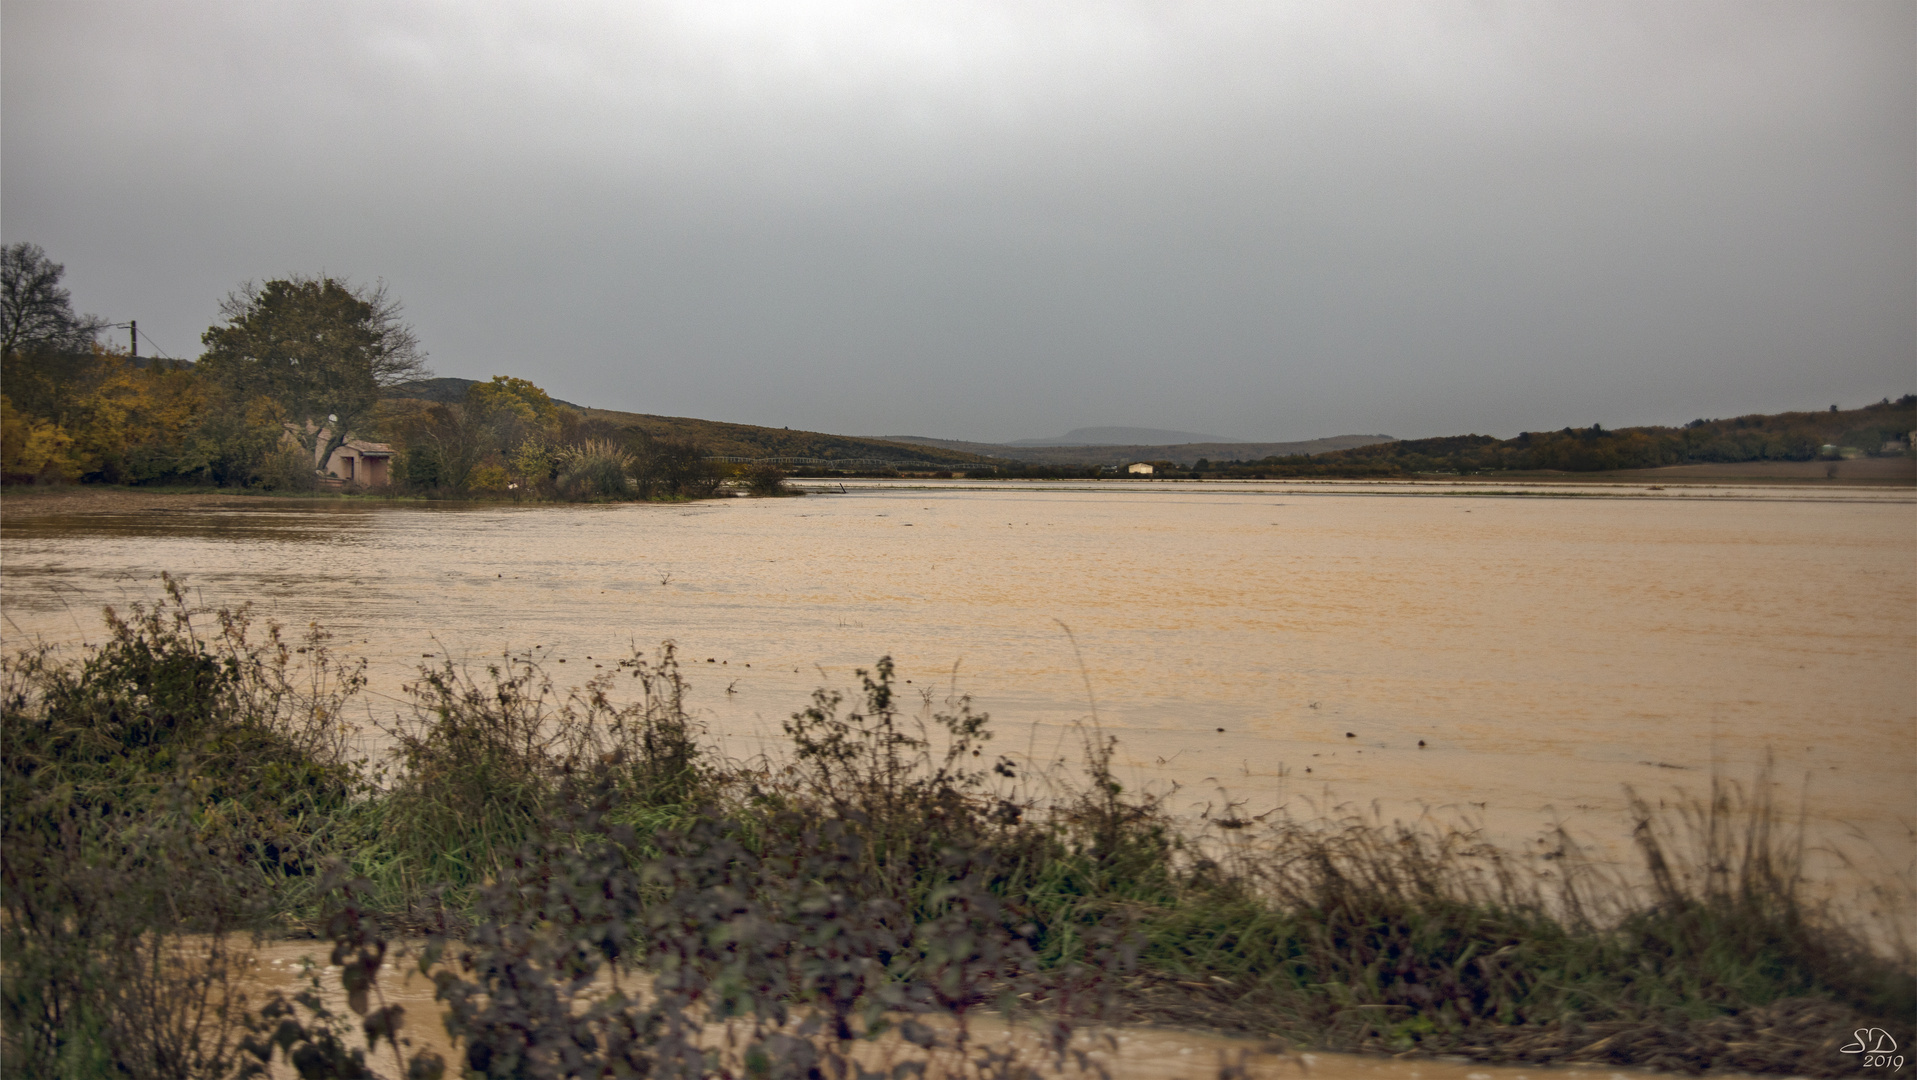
[238,938,1793,1080]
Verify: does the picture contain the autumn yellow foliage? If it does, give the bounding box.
[0,393,82,480]
[0,348,208,482]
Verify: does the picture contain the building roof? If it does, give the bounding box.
[344,440,395,457]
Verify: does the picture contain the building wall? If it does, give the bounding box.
[324,447,392,486]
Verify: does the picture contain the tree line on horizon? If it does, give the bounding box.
[7,243,1910,490]
[1190,399,1915,478]
[0,243,722,499]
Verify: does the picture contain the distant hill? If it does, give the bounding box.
[388,377,584,409]
[385,380,1396,467]
[1007,426,1237,447]
[570,408,994,466]
[884,434,1397,468]
[1206,397,1915,477]
[386,378,987,466]
[384,379,1394,467]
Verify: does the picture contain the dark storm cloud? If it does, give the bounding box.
[4,1,1910,440]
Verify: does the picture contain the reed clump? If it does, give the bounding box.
[1117,796,1912,1075]
[552,438,636,500]
[3,590,1910,1078]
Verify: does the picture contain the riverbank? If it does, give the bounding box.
[1445,458,1916,485]
[0,481,742,518]
[0,483,440,517]
[0,484,385,516]
[11,471,1901,522]
[2,460,1908,526]
[3,586,1909,1078]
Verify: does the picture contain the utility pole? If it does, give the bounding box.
[130,320,138,359]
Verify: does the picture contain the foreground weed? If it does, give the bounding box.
[5,588,1913,1078]
[2,578,369,1075]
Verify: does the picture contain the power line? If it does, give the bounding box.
[134,326,179,361]
[102,321,179,361]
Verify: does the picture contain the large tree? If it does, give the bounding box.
[198,276,427,469]
[1,242,107,358]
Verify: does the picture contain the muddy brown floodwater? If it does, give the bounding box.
[11,479,1913,1075]
[4,477,1913,875]
[240,937,1789,1080]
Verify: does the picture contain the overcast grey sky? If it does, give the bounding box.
[3,1,1911,442]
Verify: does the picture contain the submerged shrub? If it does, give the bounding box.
[255,444,320,491]
[634,434,723,498]
[554,438,633,499]
[509,436,556,494]
[744,461,787,495]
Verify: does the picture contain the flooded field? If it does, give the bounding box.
[3,478,1913,867]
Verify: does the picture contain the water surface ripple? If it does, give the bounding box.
[4,480,1912,869]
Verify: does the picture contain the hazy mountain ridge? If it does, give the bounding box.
[883,434,1398,467]
[1006,426,1236,447]
[389,378,1390,467]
